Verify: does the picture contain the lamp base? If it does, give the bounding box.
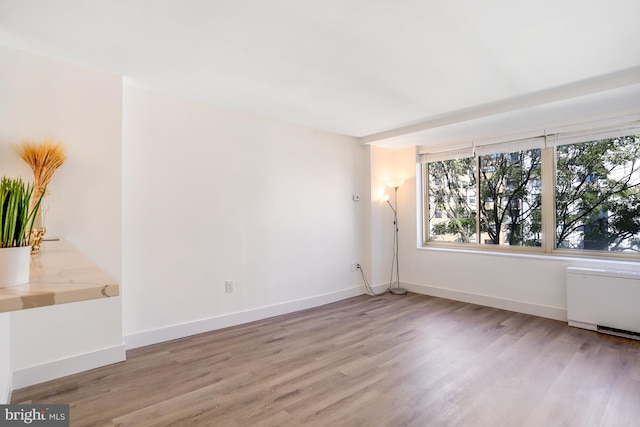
[389,287,408,295]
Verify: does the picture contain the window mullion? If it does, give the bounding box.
[476,155,481,245]
[541,146,556,253]
[423,163,429,245]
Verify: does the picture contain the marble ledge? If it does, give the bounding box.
[0,239,119,313]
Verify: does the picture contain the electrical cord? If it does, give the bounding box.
[357,263,390,296]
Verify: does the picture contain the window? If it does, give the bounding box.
[426,149,542,247]
[555,134,640,252]
[421,120,640,258]
[479,149,542,247]
[427,158,476,243]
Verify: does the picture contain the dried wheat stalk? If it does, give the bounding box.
[15,139,67,202]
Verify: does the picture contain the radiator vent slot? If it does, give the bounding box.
[597,325,640,341]
[566,267,640,338]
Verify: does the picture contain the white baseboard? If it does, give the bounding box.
[568,320,597,331]
[127,280,566,352]
[12,345,126,390]
[1,374,11,404]
[125,286,366,350]
[399,281,567,322]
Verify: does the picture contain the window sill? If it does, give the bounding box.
[417,244,640,268]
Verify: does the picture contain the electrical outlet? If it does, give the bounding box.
[350,263,360,272]
[225,280,234,292]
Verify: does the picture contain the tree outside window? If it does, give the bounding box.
[556,135,640,252]
[428,158,476,243]
[424,131,640,255]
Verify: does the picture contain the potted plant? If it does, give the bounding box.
[0,177,44,287]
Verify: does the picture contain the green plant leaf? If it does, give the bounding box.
[0,177,44,248]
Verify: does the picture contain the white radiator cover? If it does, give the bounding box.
[566,267,640,336]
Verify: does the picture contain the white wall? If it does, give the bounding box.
[0,45,124,390]
[122,86,369,347]
[370,145,640,320]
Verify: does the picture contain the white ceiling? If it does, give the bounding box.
[1,0,640,147]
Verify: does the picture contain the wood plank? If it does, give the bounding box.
[12,293,640,426]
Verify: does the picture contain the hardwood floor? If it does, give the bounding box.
[12,293,640,426]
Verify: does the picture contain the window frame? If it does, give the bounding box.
[422,154,548,256]
[419,118,640,261]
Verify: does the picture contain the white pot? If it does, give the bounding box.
[0,246,31,287]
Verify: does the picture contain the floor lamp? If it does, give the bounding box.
[386,184,407,295]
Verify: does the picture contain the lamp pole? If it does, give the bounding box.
[387,186,407,295]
